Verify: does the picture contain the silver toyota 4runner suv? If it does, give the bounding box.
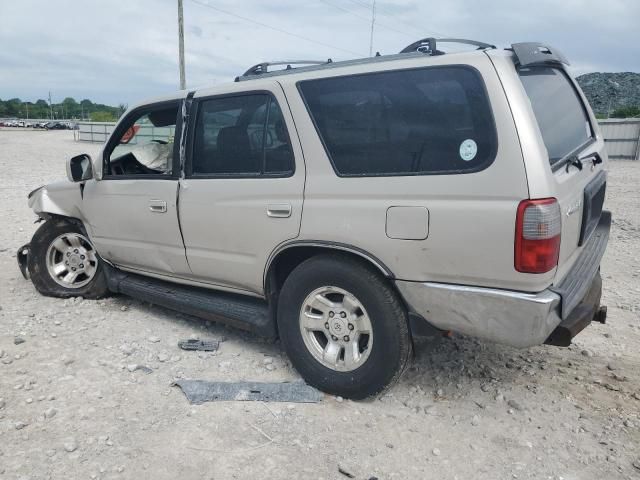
[18,39,610,399]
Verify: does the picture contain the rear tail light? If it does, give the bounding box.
[515,198,561,273]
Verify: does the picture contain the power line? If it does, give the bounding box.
[189,0,365,57]
[317,0,413,40]
[344,0,450,38]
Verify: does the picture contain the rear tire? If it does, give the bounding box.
[277,254,411,399]
[28,218,109,299]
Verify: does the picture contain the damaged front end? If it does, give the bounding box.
[27,181,85,220]
[18,181,87,281]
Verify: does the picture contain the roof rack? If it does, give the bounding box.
[234,39,497,82]
[510,42,570,67]
[399,37,496,55]
[238,59,333,79]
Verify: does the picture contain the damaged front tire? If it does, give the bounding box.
[27,218,109,299]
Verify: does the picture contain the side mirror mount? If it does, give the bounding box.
[66,154,93,183]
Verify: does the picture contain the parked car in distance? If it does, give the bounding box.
[45,121,69,130]
[17,39,610,399]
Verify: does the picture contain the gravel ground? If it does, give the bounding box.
[0,129,639,480]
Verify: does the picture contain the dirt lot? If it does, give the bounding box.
[0,129,639,480]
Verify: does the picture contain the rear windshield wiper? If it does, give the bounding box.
[564,152,603,173]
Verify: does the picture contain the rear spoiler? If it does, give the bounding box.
[511,42,570,67]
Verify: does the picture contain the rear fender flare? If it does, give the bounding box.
[264,240,394,294]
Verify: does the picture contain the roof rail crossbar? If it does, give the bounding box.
[400,37,496,55]
[241,59,333,77]
[510,43,570,67]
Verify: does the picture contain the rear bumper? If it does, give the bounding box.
[396,211,611,348]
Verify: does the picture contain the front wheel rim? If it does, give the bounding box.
[45,233,98,289]
[299,286,373,372]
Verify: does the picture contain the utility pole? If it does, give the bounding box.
[178,0,186,90]
[48,91,53,120]
[25,103,29,120]
[368,0,376,56]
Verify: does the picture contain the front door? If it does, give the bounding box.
[82,100,190,276]
[178,86,305,295]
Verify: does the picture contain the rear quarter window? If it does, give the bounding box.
[298,66,497,176]
[518,67,593,166]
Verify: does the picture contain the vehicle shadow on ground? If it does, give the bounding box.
[122,294,545,394]
[119,295,283,352]
[398,334,547,398]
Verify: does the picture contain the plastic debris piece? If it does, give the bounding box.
[178,339,220,352]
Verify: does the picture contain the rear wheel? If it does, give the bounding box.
[28,218,109,299]
[277,254,411,399]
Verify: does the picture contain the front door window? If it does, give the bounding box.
[106,105,178,176]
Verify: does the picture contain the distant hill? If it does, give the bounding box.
[576,72,640,116]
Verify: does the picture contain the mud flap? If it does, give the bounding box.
[16,244,30,280]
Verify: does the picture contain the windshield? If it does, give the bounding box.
[519,67,593,166]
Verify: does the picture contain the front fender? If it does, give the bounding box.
[28,180,86,221]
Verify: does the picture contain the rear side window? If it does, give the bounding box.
[298,66,497,176]
[519,67,592,166]
[191,94,294,176]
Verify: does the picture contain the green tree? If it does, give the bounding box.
[611,106,640,118]
[4,98,22,116]
[90,110,116,122]
[62,97,79,117]
[0,97,121,120]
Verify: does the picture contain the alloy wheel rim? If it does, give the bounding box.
[45,233,98,289]
[299,286,373,372]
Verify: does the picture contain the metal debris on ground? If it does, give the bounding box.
[338,463,356,478]
[172,380,323,404]
[178,338,220,352]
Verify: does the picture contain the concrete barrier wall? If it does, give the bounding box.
[598,119,640,160]
[76,122,175,144]
[76,122,116,143]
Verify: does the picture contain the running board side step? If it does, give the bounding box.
[105,268,276,339]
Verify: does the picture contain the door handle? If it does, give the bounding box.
[267,204,292,218]
[149,200,167,213]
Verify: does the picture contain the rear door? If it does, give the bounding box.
[178,84,305,295]
[517,66,607,281]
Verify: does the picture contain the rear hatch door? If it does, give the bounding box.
[517,65,607,283]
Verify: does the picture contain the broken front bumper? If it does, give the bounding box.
[396,211,611,349]
[17,244,30,280]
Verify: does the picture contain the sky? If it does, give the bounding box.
[0,0,638,106]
